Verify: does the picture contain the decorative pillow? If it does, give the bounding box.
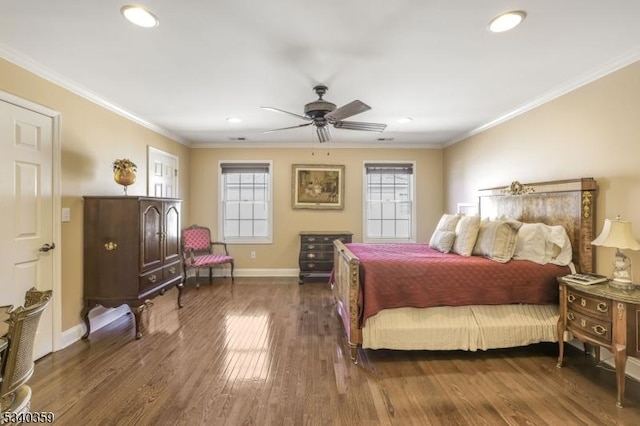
[429,230,456,253]
[472,219,522,263]
[513,223,548,264]
[429,214,461,252]
[452,216,481,256]
[545,225,573,266]
[434,214,461,232]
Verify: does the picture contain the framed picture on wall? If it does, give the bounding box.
[292,164,345,210]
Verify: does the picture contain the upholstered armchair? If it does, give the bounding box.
[0,288,53,417]
[182,225,234,286]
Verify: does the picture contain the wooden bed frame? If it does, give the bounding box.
[332,178,598,363]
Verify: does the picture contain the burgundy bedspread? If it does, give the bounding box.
[346,243,569,323]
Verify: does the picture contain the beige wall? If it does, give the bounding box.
[189,147,443,269]
[1,59,191,330]
[444,59,640,278]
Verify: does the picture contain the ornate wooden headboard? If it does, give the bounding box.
[478,178,598,273]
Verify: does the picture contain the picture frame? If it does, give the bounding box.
[292,164,345,210]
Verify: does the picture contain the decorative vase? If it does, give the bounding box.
[114,167,136,195]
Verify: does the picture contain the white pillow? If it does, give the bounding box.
[452,216,481,256]
[513,223,548,264]
[513,223,573,265]
[434,214,461,232]
[545,225,572,266]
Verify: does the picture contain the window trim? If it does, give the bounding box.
[218,160,273,244]
[362,160,416,243]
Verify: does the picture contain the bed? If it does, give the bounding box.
[332,178,598,363]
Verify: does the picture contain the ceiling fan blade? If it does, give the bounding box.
[334,120,387,132]
[325,100,371,122]
[264,122,313,134]
[316,125,332,143]
[261,106,311,121]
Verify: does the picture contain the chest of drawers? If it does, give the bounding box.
[299,231,352,284]
[557,278,640,407]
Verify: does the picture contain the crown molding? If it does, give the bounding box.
[190,141,442,149]
[445,48,640,147]
[0,43,189,146]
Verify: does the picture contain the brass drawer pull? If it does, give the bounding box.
[307,244,315,250]
[307,263,315,269]
[104,242,118,251]
[567,312,576,321]
[568,294,576,303]
[169,267,176,274]
[307,237,315,242]
[597,302,608,313]
[580,319,586,327]
[148,274,157,283]
[581,298,586,307]
[323,237,330,241]
[307,253,316,259]
[592,325,607,335]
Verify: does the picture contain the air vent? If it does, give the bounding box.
[377,137,394,141]
[229,137,247,141]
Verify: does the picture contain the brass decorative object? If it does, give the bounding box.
[501,181,534,195]
[112,158,137,195]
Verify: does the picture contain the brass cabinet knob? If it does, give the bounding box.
[592,325,607,335]
[597,302,608,313]
[568,294,576,303]
[104,242,118,251]
[567,312,576,321]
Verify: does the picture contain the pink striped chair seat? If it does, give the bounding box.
[188,254,233,267]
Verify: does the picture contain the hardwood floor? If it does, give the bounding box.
[30,277,640,425]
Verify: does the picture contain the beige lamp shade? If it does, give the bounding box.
[591,218,640,250]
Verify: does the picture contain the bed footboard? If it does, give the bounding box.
[332,240,362,363]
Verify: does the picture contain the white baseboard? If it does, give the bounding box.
[567,340,640,382]
[187,268,299,278]
[60,305,130,349]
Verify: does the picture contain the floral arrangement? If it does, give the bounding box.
[112,158,137,172]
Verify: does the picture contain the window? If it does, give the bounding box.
[363,162,415,242]
[219,161,272,243]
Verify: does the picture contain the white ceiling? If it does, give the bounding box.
[2,1,640,148]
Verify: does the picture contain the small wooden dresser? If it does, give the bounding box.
[82,196,184,339]
[557,277,640,407]
[299,231,352,284]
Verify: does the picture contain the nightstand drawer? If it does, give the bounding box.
[299,260,333,272]
[299,251,333,261]
[567,308,612,344]
[566,289,612,321]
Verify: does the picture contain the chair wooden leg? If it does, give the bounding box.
[195,270,200,288]
[230,261,235,283]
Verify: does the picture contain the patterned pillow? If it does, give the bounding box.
[452,216,481,256]
[429,214,461,253]
[429,229,456,253]
[473,219,523,263]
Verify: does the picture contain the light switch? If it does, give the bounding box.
[62,207,71,223]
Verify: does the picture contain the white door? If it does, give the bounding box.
[148,146,178,198]
[0,99,55,359]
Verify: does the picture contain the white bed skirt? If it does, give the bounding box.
[362,304,559,351]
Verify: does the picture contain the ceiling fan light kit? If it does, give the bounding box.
[262,85,387,143]
[120,5,159,28]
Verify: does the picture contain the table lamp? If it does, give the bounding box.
[591,216,640,290]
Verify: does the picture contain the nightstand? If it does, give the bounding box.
[298,232,352,284]
[557,277,640,407]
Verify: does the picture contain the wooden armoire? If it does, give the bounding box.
[82,196,183,339]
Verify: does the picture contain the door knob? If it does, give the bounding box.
[39,243,56,252]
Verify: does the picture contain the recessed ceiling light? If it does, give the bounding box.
[397,117,413,124]
[226,117,242,123]
[121,5,159,28]
[488,11,526,33]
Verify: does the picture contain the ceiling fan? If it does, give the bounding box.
[261,85,387,142]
